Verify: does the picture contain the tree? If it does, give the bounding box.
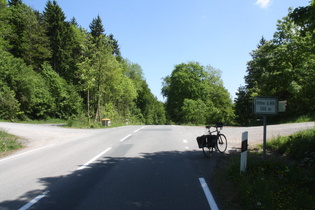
[235,7,315,124]
[0,0,11,51]
[8,0,22,6]
[108,33,121,60]
[89,15,104,39]
[121,59,166,124]
[290,1,315,35]
[162,61,233,124]
[41,62,82,119]
[43,0,76,81]
[0,0,166,125]
[0,50,54,119]
[233,86,257,126]
[182,99,207,124]
[8,3,51,70]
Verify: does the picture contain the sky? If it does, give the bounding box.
[23,0,311,102]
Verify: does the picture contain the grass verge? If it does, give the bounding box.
[0,129,23,158]
[212,129,315,210]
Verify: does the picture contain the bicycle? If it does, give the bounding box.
[196,123,227,158]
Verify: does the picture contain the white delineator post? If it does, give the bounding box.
[240,131,248,172]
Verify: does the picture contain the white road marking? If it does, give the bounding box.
[119,134,132,142]
[77,147,112,170]
[18,190,49,210]
[0,144,55,162]
[199,177,219,210]
[183,139,188,143]
[134,126,146,133]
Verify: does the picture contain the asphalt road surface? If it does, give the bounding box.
[0,122,314,209]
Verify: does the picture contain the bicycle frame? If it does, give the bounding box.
[206,125,222,136]
[200,123,227,158]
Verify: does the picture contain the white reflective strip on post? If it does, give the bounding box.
[240,131,248,172]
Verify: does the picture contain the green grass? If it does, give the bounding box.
[213,129,315,210]
[0,129,23,157]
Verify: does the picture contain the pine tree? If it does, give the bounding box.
[8,3,50,70]
[8,0,22,6]
[43,1,70,76]
[108,33,121,60]
[89,15,104,39]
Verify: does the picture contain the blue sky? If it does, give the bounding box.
[23,0,311,101]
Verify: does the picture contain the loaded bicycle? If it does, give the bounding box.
[196,123,227,158]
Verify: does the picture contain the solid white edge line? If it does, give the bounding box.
[18,190,49,210]
[0,144,55,162]
[199,177,219,210]
[119,134,132,142]
[77,147,112,170]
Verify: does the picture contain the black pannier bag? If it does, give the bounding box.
[197,135,218,148]
[206,135,218,148]
[196,135,207,148]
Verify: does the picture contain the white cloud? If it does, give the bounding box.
[255,0,271,8]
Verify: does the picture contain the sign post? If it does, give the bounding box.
[253,97,278,159]
[240,131,248,172]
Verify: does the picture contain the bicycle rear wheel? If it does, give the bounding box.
[216,134,227,153]
[202,146,214,158]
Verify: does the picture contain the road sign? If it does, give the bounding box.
[253,96,278,159]
[253,97,278,115]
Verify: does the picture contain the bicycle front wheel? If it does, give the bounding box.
[216,134,227,153]
[202,146,214,158]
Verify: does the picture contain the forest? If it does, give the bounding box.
[234,1,315,125]
[0,0,314,126]
[0,0,167,125]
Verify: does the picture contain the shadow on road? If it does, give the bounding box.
[0,150,229,210]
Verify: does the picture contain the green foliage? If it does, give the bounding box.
[0,0,165,125]
[235,4,315,125]
[0,49,53,119]
[0,85,21,120]
[162,61,234,124]
[89,15,105,40]
[44,0,77,80]
[0,0,11,51]
[0,129,23,155]
[182,99,207,124]
[267,128,315,160]
[8,3,51,70]
[218,129,315,209]
[41,62,83,119]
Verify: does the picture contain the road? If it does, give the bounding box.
[0,122,314,209]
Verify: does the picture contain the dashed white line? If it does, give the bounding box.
[134,126,146,133]
[199,177,219,210]
[19,190,49,210]
[77,147,112,170]
[119,134,132,142]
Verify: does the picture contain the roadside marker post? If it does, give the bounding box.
[240,131,248,173]
[253,97,279,159]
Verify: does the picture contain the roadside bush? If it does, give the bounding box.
[215,129,315,209]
